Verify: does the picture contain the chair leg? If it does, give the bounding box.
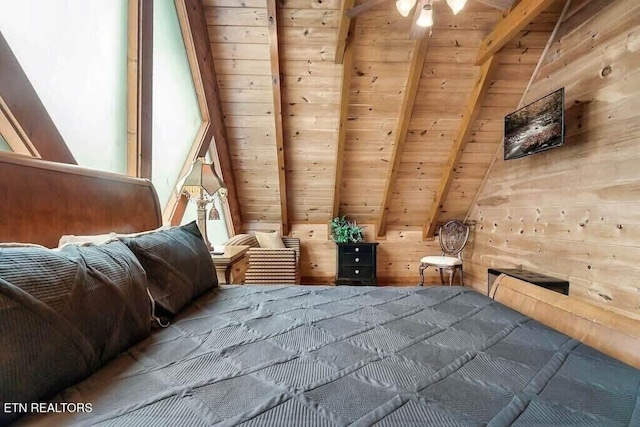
[419,264,427,286]
[448,268,455,286]
[438,268,445,285]
[460,266,464,286]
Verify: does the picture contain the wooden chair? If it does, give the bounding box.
[419,220,469,286]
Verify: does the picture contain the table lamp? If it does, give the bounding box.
[177,157,227,251]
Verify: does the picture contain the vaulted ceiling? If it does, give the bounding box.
[200,0,565,237]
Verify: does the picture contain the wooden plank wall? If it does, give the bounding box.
[203,0,561,285]
[437,10,559,224]
[280,0,343,224]
[339,1,412,223]
[465,0,640,312]
[296,2,559,285]
[387,1,499,227]
[287,0,451,285]
[205,0,282,225]
[292,222,443,285]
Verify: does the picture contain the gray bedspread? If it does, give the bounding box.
[18,285,640,426]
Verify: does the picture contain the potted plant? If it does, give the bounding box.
[330,215,364,243]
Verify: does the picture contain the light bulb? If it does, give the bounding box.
[395,0,416,17]
[416,4,433,27]
[446,0,467,15]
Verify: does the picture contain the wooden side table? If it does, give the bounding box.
[211,245,249,284]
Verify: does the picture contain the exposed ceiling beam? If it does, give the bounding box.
[126,0,153,179]
[345,0,390,18]
[165,0,242,234]
[267,0,290,236]
[335,0,356,64]
[424,54,498,238]
[377,33,431,237]
[331,20,356,219]
[475,0,557,65]
[0,32,76,164]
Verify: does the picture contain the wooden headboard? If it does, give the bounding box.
[0,153,162,247]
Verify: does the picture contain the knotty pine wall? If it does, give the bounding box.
[291,223,442,285]
[243,222,443,285]
[464,0,640,313]
[205,0,560,286]
[241,219,442,285]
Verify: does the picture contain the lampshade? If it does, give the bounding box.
[445,0,467,15]
[416,4,433,27]
[395,0,416,17]
[177,157,226,199]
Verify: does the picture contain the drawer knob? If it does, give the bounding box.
[355,257,360,262]
[355,269,360,275]
[355,248,360,252]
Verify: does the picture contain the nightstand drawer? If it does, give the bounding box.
[340,245,372,255]
[340,252,374,266]
[339,266,372,279]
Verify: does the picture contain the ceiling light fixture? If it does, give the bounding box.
[416,3,434,27]
[393,0,468,25]
[396,0,417,17]
[445,0,468,15]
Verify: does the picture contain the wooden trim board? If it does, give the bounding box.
[126,0,153,179]
[492,274,640,369]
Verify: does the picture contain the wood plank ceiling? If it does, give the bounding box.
[203,0,564,237]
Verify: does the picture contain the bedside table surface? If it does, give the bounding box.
[211,245,250,285]
[211,245,250,264]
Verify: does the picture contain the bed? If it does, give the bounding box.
[2,152,640,426]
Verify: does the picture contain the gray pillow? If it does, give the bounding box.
[122,221,217,317]
[0,240,150,424]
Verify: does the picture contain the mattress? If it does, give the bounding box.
[18,285,640,426]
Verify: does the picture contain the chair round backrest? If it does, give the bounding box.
[438,220,470,257]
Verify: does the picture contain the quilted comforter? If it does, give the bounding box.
[19,285,640,426]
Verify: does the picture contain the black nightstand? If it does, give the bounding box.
[336,242,378,286]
